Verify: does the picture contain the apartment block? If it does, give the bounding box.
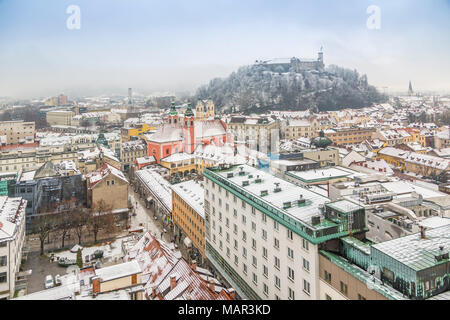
[0,121,35,145]
[203,164,367,300]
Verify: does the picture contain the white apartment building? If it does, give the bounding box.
[0,197,27,299]
[203,164,366,300]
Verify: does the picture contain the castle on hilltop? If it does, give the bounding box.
[255,48,324,73]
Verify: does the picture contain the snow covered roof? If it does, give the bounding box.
[171,180,204,218]
[135,168,171,212]
[161,152,195,163]
[0,197,26,242]
[86,163,128,188]
[95,260,141,282]
[371,224,450,271]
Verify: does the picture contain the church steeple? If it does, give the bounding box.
[408,81,414,96]
[168,101,178,124]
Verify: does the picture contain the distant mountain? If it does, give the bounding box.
[195,63,387,113]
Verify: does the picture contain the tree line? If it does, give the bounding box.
[33,199,118,255]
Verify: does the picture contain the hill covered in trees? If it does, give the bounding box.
[195,63,387,113]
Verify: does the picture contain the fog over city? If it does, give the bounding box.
[0,0,449,98]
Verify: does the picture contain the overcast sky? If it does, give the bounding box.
[0,0,449,98]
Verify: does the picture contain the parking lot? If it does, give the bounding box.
[22,251,67,294]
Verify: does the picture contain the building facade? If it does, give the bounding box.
[0,121,35,145]
[0,197,27,299]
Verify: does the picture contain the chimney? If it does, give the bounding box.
[92,277,100,295]
[228,288,236,300]
[170,275,177,290]
[419,226,427,240]
[191,260,197,271]
[209,279,215,291]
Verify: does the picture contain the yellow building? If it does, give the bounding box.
[325,127,376,146]
[121,124,155,142]
[160,153,196,177]
[171,180,205,259]
[195,99,215,120]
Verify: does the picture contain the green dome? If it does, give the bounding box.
[97,133,109,147]
[169,102,178,116]
[184,103,194,118]
[311,131,332,149]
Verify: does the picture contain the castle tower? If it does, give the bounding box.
[168,102,178,124]
[184,104,195,153]
[318,46,324,70]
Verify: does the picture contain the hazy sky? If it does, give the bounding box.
[0,0,449,98]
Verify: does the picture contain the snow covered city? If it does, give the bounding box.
[0,0,449,310]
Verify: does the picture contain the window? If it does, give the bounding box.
[274,256,280,270]
[324,270,332,283]
[262,229,267,240]
[242,215,246,224]
[226,247,230,257]
[287,229,293,240]
[0,272,6,283]
[0,256,6,266]
[263,247,268,260]
[303,279,310,295]
[242,247,247,258]
[288,267,295,281]
[251,222,256,232]
[253,273,257,284]
[262,213,267,223]
[233,224,238,235]
[252,238,257,250]
[242,231,247,242]
[274,238,280,249]
[288,287,295,300]
[263,265,268,278]
[302,239,309,251]
[263,283,269,296]
[242,200,246,209]
[275,275,280,289]
[252,256,257,267]
[288,247,294,259]
[251,207,256,215]
[234,255,239,266]
[243,263,247,275]
[273,220,279,231]
[340,281,348,295]
[303,258,310,272]
[233,209,237,218]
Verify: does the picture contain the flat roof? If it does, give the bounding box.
[326,199,364,214]
[211,164,329,228]
[287,167,363,183]
[95,260,141,282]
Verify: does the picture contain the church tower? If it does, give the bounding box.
[184,104,195,153]
[168,102,178,124]
[408,81,414,96]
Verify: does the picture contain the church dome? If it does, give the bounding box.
[311,130,332,149]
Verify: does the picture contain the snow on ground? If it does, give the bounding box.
[51,236,131,263]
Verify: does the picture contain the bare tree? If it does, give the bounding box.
[88,200,114,243]
[72,209,88,245]
[33,214,56,256]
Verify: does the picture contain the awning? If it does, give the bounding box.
[183,236,192,248]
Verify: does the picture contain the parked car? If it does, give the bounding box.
[55,274,61,286]
[44,275,54,289]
